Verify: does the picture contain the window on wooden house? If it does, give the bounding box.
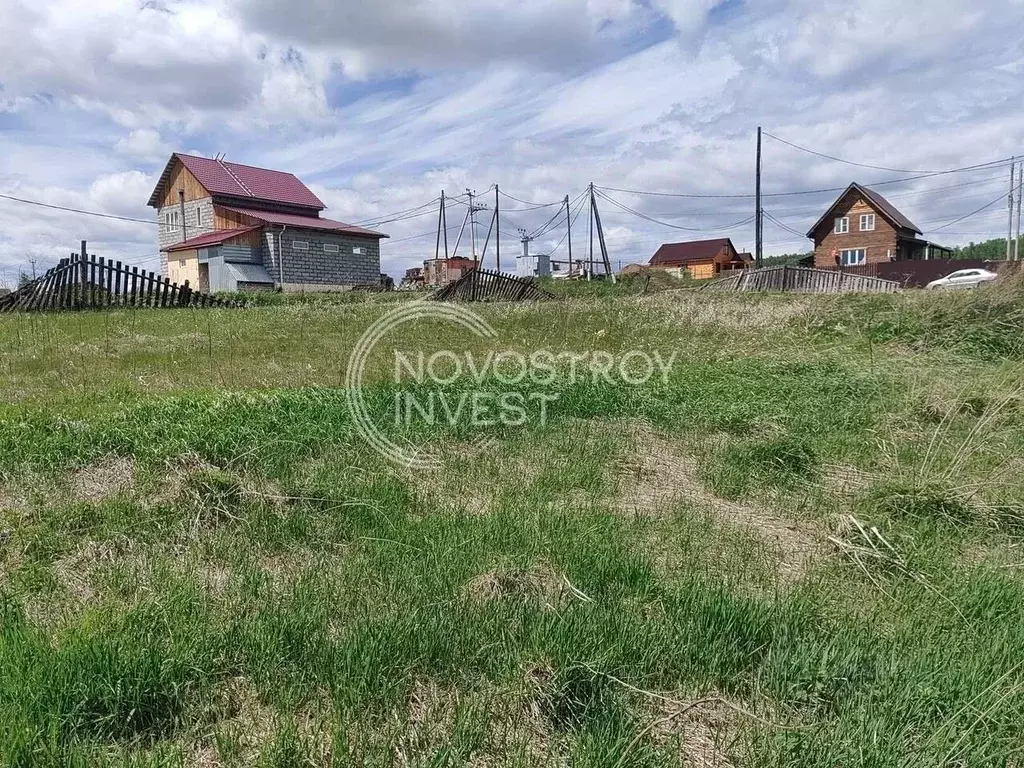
[860,214,875,231]
[352,246,365,255]
[323,243,340,253]
[839,248,867,266]
[179,259,186,267]
[292,240,309,251]
[196,208,202,226]
[834,217,849,234]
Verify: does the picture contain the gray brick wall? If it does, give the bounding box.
[273,229,381,289]
[156,197,215,274]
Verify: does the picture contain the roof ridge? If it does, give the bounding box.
[216,158,255,198]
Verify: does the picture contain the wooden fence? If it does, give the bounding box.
[430,268,555,302]
[0,253,241,312]
[701,266,900,294]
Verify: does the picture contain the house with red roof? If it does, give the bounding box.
[147,153,388,292]
[648,238,752,280]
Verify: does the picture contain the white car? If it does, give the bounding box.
[925,268,998,290]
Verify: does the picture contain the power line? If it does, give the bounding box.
[762,211,806,239]
[497,189,564,209]
[596,156,1017,201]
[0,192,157,225]
[595,189,755,232]
[763,131,950,174]
[927,191,1010,232]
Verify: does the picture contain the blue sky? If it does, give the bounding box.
[1,0,1023,282]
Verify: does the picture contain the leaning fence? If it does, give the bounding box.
[0,253,241,312]
[701,266,900,294]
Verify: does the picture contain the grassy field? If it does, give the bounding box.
[1,281,1024,766]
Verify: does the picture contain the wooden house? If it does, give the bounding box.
[807,183,950,267]
[649,238,752,280]
[147,153,388,292]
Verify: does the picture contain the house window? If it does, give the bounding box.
[292,240,309,251]
[834,217,849,234]
[352,246,365,255]
[179,259,186,267]
[323,243,340,254]
[196,208,202,226]
[839,248,867,266]
[860,214,875,231]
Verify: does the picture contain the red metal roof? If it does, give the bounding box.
[650,238,736,266]
[148,153,325,210]
[219,206,388,238]
[162,227,259,253]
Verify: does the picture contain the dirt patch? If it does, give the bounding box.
[50,536,140,605]
[464,562,591,609]
[615,423,819,580]
[652,697,736,768]
[69,455,136,503]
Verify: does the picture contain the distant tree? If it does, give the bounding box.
[762,252,813,267]
[17,271,33,288]
[951,238,1019,261]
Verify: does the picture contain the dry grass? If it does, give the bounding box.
[614,423,820,580]
[69,455,136,503]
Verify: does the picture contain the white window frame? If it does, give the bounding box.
[860,213,875,232]
[323,243,340,254]
[292,240,309,251]
[834,217,849,234]
[839,248,867,266]
[196,208,202,227]
[352,246,365,255]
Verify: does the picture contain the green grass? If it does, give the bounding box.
[1,287,1024,765]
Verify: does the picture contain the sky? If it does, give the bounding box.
[2,0,1024,283]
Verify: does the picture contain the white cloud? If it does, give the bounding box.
[114,129,171,161]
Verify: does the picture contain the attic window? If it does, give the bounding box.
[292,240,309,251]
[196,208,202,226]
[834,217,849,234]
[352,246,365,255]
[323,243,340,253]
[860,213,875,231]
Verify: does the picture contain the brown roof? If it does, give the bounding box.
[807,183,922,237]
[650,238,736,266]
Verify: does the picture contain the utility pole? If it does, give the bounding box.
[442,191,449,259]
[755,126,763,269]
[435,192,444,261]
[1008,160,1016,262]
[495,185,501,274]
[564,195,573,274]
[467,189,477,267]
[1016,160,1023,261]
[588,182,594,281]
[590,186,615,283]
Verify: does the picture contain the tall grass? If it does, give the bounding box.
[1,286,1024,765]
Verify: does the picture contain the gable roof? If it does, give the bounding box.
[650,238,736,266]
[148,153,325,210]
[218,206,388,238]
[807,183,922,237]
[162,226,260,253]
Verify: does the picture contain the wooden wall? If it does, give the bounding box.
[159,162,208,207]
[687,262,716,280]
[812,190,899,267]
[214,206,261,230]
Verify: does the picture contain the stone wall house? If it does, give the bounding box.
[148,153,387,292]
